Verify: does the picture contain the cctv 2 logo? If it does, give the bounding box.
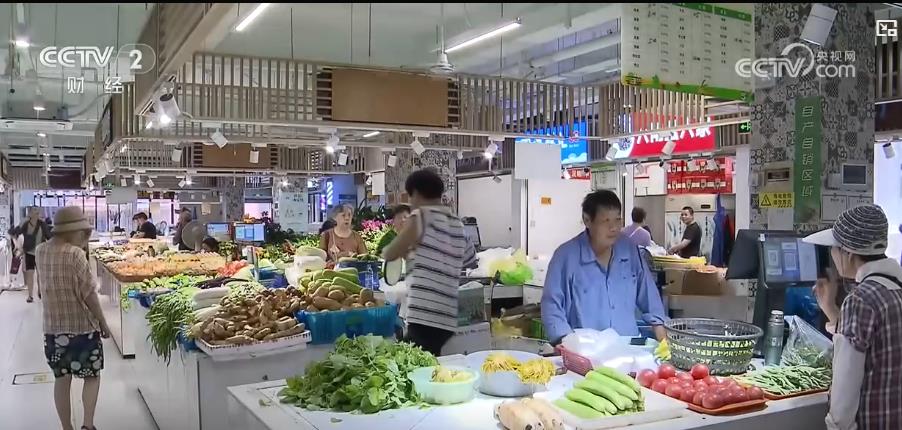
[39,43,156,74]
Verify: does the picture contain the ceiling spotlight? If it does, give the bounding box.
[363,131,380,138]
[337,152,348,166]
[604,145,617,161]
[185,176,193,185]
[121,177,128,187]
[801,3,836,46]
[156,91,180,123]
[178,179,187,188]
[281,178,289,187]
[171,147,183,163]
[387,154,398,167]
[659,159,665,168]
[33,97,45,112]
[365,175,373,186]
[14,38,29,48]
[411,138,426,156]
[457,150,464,160]
[661,140,676,156]
[327,134,340,147]
[883,142,896,159]
[145,116,155,130]
[492,173,502,184]
[706,159,719,170]
[145,178,155,188]
[249,149,260,164]
[324,145,336,154]
[484,142,499,159]
[562,168,571,180]
[158,113,172,126]
[36,132,46,138]
[210,130,228,148]
[103,158,114,173]
[133,174,141,185]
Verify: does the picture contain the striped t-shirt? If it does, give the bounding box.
[405,206,466,332]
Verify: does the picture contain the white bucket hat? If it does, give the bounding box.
[52,206,93,234]
[803,204,888,256]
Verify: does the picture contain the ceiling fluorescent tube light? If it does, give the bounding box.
[446,19,522,53]
[363,131,380,138]
[235,3,272,32]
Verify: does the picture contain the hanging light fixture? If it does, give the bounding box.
[484,142,499,159]
[172,146,183,163]
[133,174,141,185]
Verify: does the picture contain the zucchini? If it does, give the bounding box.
[332,276,362,294]
[554,398,604,419]
[595,366,642,394]
[585,372,640,401]
[565,388,616,415]
[574,380,632,410]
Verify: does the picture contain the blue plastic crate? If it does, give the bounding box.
[177,331,198,352]
[296,303,398,345]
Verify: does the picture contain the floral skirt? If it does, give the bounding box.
[43,332,104,378]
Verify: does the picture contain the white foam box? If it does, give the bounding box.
[534,384,687,430]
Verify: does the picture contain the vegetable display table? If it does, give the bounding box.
[129,301,332,430]
[226,356,828,430]
[97,261,140,357]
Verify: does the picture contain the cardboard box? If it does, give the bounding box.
[663,268,725,295]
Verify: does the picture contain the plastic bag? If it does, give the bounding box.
[499,262,534,285]
[561,329,656,374]
[472,247,514,278]
[780,315,833,368]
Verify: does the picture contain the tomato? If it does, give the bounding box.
[676,372,694,383]
[690,364,710,380]
[692,380,709,391]
[721,389,740,405]
[652,379,669,394]
[702,393,724,410]
[667,377,681,385]
[665,384,684,399]
[680,388,697,403]
[720,378,738,388]
[679,380,693,389]
[734,390,749,403]
[692,391,706,406]
[658,363,677,379]
[703,376,720,386]
[637,369,658,388]
[747,386,765,400]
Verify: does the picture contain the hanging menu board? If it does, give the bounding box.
[621,3,754,102]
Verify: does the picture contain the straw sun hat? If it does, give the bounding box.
[52,206,93,234]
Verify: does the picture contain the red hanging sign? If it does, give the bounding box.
[613,126,716,159]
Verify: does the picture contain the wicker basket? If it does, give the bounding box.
[664,318,763,375]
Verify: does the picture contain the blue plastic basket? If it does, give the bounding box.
[296,303,398,345]
[177,331,198,352]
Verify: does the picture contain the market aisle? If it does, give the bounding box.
[0,290,158,430]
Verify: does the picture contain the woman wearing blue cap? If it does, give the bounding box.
[804,204,902,430]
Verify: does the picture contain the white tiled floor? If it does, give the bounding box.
[0,289,158,430]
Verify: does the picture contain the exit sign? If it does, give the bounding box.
[739,121,752,134]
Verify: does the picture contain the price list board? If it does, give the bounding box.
[621,3,754,102]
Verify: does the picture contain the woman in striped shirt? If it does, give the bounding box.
[383,169,468,356]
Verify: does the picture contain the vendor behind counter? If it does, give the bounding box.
[541,190,667,344]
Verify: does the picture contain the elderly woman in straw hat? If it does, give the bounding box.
[804,204,902,430]
[36,206,111,430]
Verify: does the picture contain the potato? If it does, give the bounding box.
[225,335,254,345]
[359,289,374,305]
[313,287,330,298]
[327,290,346,302]
[351,303,364,308]
[313,296,342,311]
[254,328,272,340]
[364,301,376,308]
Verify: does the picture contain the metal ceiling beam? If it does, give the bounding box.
[542,58,620,82]
[10,161,82,168]
[497,28,620,76]
[4,148,86,157]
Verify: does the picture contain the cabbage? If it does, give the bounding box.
[234,266,255,281]
[258,258,275,269]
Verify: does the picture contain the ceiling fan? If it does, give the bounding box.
[417,4,455,75]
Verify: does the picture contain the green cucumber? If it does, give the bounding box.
[575,380,632,410]
[595,366,642,394]
[585,372,640,401]
[566,388,617,415]
[554,398,604,419]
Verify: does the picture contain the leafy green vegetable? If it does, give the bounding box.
[146,287,199,363]
[121,274,209,310]
[278,335,438,414]
[733,365,832,395]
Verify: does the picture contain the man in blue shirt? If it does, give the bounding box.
[541,190,668,344]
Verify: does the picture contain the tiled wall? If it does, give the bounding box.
[749,3,875,231]
[384,151,457,210]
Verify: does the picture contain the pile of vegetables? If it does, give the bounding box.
[146,287,199,363]
[496,398,563,430]
[636,363,764,409]
[733,365,831,396]
[481,353,556,385]
[190,287,306,346]
[120,274,210,310]
[217,261,249,277]
[299,268,383,312]
[555,367,644,419]
[278,335,438,413]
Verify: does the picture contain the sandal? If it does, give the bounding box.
[26,297,33,303]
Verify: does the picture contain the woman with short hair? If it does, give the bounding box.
[319,204,367,262]
[36,206,112,430]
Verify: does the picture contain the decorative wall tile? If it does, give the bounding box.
[750,3,875,230]
[384,150,457,210]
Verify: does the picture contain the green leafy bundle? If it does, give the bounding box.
[279,335,438,413]
[146,287,199,363]
[120,274,210,310]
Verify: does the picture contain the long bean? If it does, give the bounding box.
[733,366,831,395]
[146,289,196,363]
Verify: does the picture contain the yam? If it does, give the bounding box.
[225,335,254,345]
[313,287,330,298]
[520,399,563,430]
[312,296,342,311]
[305,305,319,312]
[364,301,376,308]
[495,401,544,430]
[327,290,346,302]
[254,328,272,340]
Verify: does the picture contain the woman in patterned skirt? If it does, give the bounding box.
[36,206,111,430]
